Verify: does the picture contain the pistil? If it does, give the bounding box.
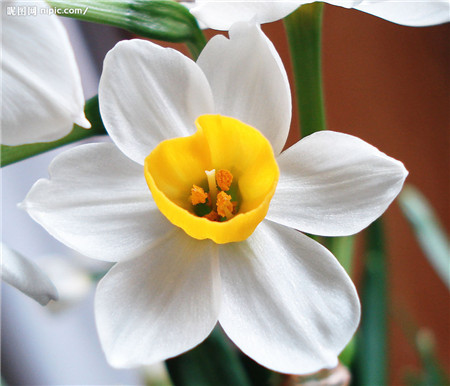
[205,169,218,207]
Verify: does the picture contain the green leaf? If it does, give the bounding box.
[398,185,450,289]
[1,96,106,167]
[165,327,251,386]
[326,235,356,367]
[47,0,206,59]
[353,219,388,386]
[284,3,326,138]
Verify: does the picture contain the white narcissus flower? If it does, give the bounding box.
[185,0,450,29]
[21,23,407,374]
[2,0,90,146]
[1,243,58,306]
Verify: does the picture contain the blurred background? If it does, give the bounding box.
[2,4,449,385]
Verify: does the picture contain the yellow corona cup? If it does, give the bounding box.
[144,115,279,244]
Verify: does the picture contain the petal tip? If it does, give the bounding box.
[37,287,59,306]
[76,114,91,129]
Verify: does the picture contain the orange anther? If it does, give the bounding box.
[216,169,233,191]
[190,185,208,205]
[217,191,234,218]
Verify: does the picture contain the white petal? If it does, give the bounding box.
[1,243,58,306]
[180,2,208,29]
[2,0,89,146]
[353,0,450,27]
[189,0,449,29]
[218,220,360,374]
[190,0,300,30]
[20,143,174,262]
[99,39,214,165]
[197,22,291,155]
[96,229,220,368]
[267,131,408,236]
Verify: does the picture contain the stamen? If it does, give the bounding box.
[190,169,239,222]
[205,169,217,206]
[190,185,208,205]
[216,169,233,191]
[217,191,234,219]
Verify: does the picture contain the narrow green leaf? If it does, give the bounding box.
[165,327,251,386]
[284,3,326,138]
[1,96,106,167]
[398,185,450,289]
[47,0,206,59]
[326,235,356,367]
[353,219,388,385]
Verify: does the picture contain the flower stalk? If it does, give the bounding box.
[284,3,326,138]
[354,219,388,385]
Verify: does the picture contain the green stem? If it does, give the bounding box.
[326,235,355,276]
[354,219,388,385]
[1,96,105,167]
[284,3,326,137]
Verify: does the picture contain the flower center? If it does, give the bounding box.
[190,169,239,221]
[144,114,279,244]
